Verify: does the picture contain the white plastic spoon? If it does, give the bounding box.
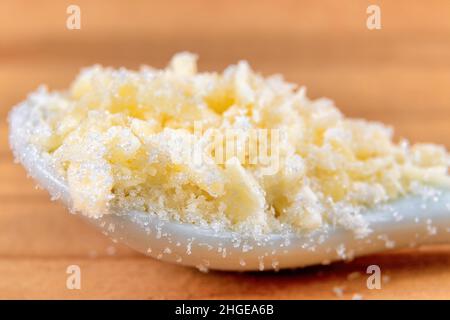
[9,103,450,271]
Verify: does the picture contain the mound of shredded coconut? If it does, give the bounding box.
[11,52,450,237]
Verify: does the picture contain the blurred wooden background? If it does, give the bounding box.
[0,0,449,299]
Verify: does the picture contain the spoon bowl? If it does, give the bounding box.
[9,102,450,271]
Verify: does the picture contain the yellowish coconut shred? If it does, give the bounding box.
[14,52,450,236]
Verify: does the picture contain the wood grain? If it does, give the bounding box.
[0,0,449,299]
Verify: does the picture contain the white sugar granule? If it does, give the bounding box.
[332,286,345,298]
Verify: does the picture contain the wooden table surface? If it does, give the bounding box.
[1,0,450,299]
